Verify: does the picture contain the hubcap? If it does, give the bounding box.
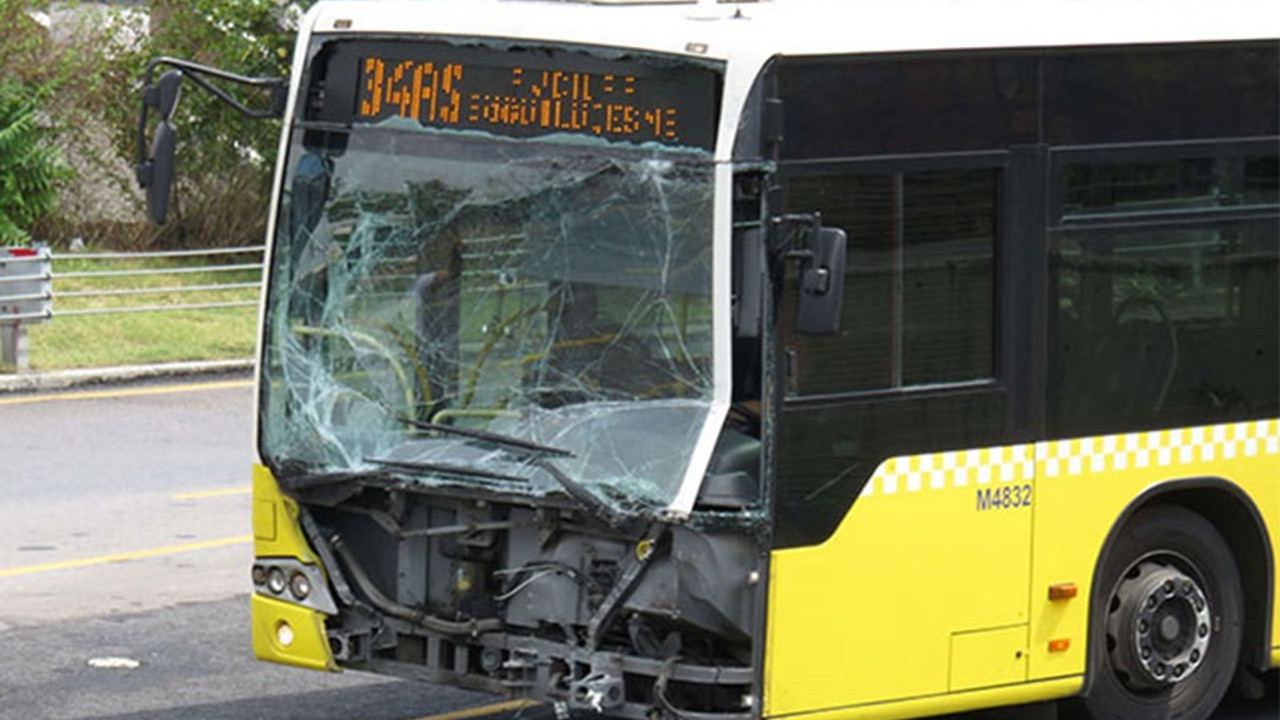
[1107,560,1212,691]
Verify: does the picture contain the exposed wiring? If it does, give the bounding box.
[493,562,599,601]
[495,569,560,601]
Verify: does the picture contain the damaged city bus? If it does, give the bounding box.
[136,1,1280,719]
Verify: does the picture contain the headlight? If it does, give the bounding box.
[253,558,338,614]
[289,571,311,600]
[267,567,288,595]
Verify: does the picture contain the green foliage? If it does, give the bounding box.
[0,0,315,249]
[94,0,315,247]
[0,82,65,244]
[113,0,305,176]
[0,0,49,83]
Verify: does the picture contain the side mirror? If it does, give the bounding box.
[794,227,847,336]
[154,69,183,120]
[133,58,286,227]
[144,121,177,225]
[136,69,183,225]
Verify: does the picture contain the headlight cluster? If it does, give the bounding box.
[253,561,312,601]
[252,558,338,614]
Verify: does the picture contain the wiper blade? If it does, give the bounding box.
[366,458,530,484]
[273,462,393,491]
[403,420,574,459]
[526,456,630,530]
[396,422,630,530]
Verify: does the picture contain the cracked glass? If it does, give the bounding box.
[259,121,717,513]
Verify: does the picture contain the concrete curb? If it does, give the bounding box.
[0,358,255,394]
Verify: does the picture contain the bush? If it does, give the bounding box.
[0,82,64,245]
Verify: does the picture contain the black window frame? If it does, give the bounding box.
[774,150,1013,407]
[1046,136,1280,438]
[1049,138,1280,227]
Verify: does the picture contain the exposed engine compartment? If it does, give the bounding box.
[282,470,763,720]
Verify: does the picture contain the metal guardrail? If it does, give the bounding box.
[1,245,265,372]
[1,248,54,372]
[52,245,264,317]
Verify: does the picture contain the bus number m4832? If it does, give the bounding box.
[976,484,1033,511]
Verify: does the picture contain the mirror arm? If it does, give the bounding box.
[136,56,286,179]
[136,56,287,192]
[176,68,286,120]
[768,212,822,259]
[142,56,286,120]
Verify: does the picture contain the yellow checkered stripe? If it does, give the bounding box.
[1038,419,1280,478]
[861,445,1035,498]
[860,419,1280,498]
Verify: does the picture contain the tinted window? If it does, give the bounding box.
[775,391,1005,548]
[782,169,998,395]
[1063,153,1280,217]
[774,53,1038,159]
[1049,220,1280,436]
[1045,43,1280,145]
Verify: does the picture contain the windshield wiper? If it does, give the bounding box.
[399,420,627,528]
[403,420,574,459]
[524,455,628,529]
[366,457,530,484]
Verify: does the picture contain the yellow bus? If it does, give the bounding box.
[138,1,1279,718]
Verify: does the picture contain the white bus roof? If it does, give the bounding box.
[308,0,1280,62]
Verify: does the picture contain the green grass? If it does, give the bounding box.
[21,252,262,371]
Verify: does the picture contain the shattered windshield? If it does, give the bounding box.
[259,123,716,511]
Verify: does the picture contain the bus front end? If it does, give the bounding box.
[251,20,762,720]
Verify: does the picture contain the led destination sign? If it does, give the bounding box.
[317,41,718,149]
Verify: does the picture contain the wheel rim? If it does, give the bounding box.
[1106,559,1212,692]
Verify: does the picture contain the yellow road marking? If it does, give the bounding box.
[0,535,252,578]
[172,487,252,501]
[0,379,253,407]
[407,700,540,720]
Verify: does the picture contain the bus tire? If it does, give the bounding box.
[1081,504,1243,720]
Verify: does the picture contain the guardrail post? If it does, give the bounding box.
[1,321,29,372]
[0,247,53,373]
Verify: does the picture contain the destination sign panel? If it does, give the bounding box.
[316,40,719,149]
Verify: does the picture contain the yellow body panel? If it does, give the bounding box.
[253,464,322,563]
[251,464,336,671]
[949,626,1029,692]
[1028,422,1280,680]
[764,678,1081,720]
[765,421,1280,719]
[766,445,1036,714]
[252,593,336,671]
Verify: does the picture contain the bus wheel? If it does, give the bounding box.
[1081,505,1243,720]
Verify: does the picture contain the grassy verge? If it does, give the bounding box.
[20,252,263,371]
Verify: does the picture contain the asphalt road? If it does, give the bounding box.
[0,376,1274,720]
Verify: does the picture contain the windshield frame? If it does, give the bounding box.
[255,33,733,520]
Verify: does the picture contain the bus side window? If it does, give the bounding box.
[1049,148,1280,436]
[1049,221,1280,436]
[772,167,1004,547]
[779,169,998,396]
